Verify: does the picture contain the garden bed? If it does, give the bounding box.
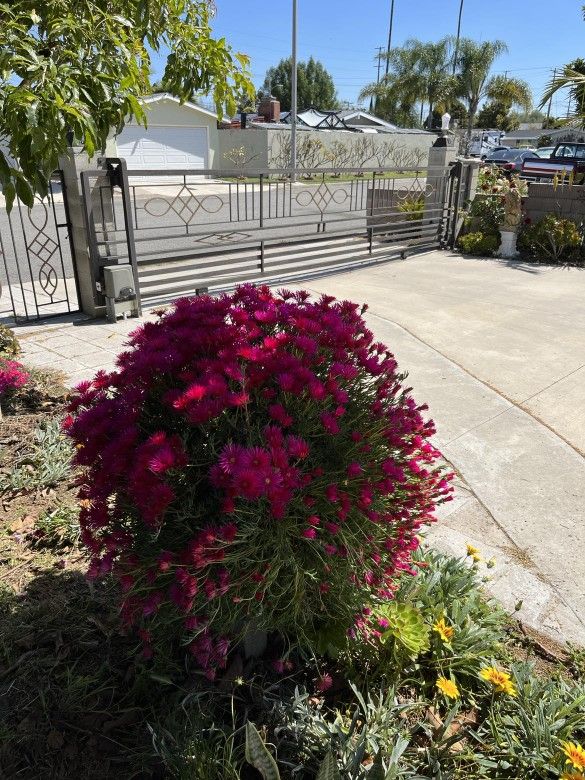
[2,318,585,779]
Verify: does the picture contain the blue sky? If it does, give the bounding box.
[153,0,584,116]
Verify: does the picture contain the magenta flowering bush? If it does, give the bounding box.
[0,358,29,399]
[66,285,452,676]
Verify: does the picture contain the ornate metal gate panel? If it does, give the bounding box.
[80,161,464,308]
[0,171,80,322]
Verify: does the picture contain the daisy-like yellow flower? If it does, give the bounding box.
[471,553,482,563]
[466,544,480,557]
[479,666,517,696]
[436,676,460,699]
[433,617,454,642]
[562,741,585,771]
[561,771,585,780]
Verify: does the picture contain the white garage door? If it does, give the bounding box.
[116,126,208,170]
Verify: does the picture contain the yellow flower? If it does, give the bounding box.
[433,617,454,642]
[466,544,480,557]
[436,676,460,699]
[562,741,585,771]
[561,771,585,780]
[471,553,482,563]
[479,666,517,696]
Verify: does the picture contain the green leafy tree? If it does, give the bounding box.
[476,77,533,131]
[0,1,254,209]
[508,108,547,125]
[261,57,339,112]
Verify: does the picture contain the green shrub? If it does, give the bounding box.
[466,193,504,234]
[67,286,452,673]
[457,231,500,256]
[518,215,583,264]
[0,324,20,357]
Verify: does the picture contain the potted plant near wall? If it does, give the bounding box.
[498,182,524,258]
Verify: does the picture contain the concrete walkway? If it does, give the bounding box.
[13,251,585,646]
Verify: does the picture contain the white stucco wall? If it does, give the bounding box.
[217,127,435,172]
[115,97,220,168]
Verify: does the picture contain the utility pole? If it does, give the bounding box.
[291,0,297,180]
[370,46,384,112]
[452,0,464,75]
[546,68,556,121]
[385,0,395,76]
[376,46,384,84]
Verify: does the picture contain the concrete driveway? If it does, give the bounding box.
[301,252,585,647]
[16,250,585,646]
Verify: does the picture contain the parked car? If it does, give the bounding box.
[521,142,585,183]
[533,146,555,159]
[480,145,509,160]
[483,148,538,173]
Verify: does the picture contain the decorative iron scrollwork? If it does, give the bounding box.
[144,186,224,224]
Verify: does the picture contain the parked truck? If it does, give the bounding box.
[521,142,585,183]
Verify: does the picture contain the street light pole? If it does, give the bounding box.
[384,0,395,76]
[452,0,464,75]
[291,0,298,180]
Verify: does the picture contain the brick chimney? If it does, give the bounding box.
[258,95,280,123]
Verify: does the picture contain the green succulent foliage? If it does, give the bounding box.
[311,621,351,660]
[398,548,507,683]
[0,325,20,358]
[245,721,280,780]
[1,417,73,492]
[316,750,342,780]
[376,602,431,658]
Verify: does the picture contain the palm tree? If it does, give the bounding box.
[359,38,454,128]
[413,38,456,128]
[454,38,508,146]
[541,64,585,127]
[541,5,585,124]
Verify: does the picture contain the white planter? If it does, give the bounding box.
[498,229,518,259]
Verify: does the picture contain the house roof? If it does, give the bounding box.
[280,108,350,129]
[338,110,398,130]
[142,93,219,121]
[502,128,543,140]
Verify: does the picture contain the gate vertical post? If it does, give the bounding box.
[110,158,142,316]
[58,144,115,317]
[424,138,457,243]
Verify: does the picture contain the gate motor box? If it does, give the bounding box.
[103,265,139,323]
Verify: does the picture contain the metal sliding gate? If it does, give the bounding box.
[80,160,464,309]
[0,171,80,322]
